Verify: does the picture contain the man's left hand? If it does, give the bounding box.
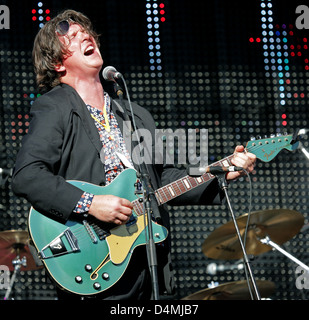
[226,145,256,181]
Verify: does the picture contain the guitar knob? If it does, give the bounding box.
[85,264,92,272]
[93,282,101,290]
[102,272,109,280]
[75,276,83,284]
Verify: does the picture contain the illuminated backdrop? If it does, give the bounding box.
[0,0,309,300]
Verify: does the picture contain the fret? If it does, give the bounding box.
[195,176,204,184]
[226,156,234,166]
[221,159,230,167]
[167,185,176,197]
[182,177,191,190]
[132,200,143,216]
[155,190,164,205]
[157,187,169,203]
[163,185,174,201]
[187,175,198,188]
[174,180,183,195]
[210,155,233,168]
[180,180,189,192]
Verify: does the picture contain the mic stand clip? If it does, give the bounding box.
[215,173,261,300]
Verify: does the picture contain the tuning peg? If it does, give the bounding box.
[276,133,282,137]
[270,134,275,138]
[256,135,262,140]
[250,136,256,141]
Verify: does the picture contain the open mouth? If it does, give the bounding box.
[84,45,95,56]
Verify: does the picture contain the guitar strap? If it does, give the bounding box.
[116,151,134,169]
[112,99,136,169]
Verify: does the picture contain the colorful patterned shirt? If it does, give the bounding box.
[73,93,133,215]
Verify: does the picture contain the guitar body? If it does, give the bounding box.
[28,168,168,296]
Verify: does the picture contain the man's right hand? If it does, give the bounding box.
[88,194,133,225]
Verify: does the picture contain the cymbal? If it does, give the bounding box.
[182,280,275,300]
[0,230,42,271]
[202,209,304,260]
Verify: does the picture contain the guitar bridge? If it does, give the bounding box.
[39,228,80,259]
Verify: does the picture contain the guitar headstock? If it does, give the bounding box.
[245,133,300,162]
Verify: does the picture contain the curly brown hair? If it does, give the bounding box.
[32,10,100,93]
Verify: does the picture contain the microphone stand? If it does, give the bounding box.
[113,81,160,300]
[215,173,261,300]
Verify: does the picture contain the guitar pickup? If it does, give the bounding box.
[39,228,80,259]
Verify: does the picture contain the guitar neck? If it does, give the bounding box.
[154,154,234,206]
[132,154,234,215]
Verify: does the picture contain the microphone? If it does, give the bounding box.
[299,143,309,161]
[187,165,243,176]
[206,262,244,275]
[102,66,122,82]
[202,166,243,174]
[0,168,12,176]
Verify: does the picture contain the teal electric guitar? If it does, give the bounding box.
[28,133,299,295]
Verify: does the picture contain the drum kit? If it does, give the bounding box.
[0,229,42,300]
[183,208,307,300]
[0,209,307,300]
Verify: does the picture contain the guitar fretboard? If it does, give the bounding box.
[132,154,234,216]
